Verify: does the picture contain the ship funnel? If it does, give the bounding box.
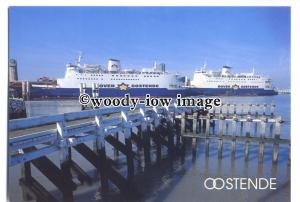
[108,59,121,72]
[222,65,231,75]
[154,63,166,72]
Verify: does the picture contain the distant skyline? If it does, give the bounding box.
[9,7,290,87]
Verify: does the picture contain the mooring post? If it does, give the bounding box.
[191,110,198,155]
[166,113,175,157]
[273,116,281,163]
[248,104,252,115]
[151,107,162,161]
[263,103,267,116]
[121,110,134,179]
[240,104,244,136]
[181,111,186,134]
[231,114,237,156]
[218,114,224,159]
[192,111,198,134]
[135,125,143,152]
[269,121,274,138]
[225,120,229,136]
[254,104,259,137]
[259,115,267,162]
[226,104,230,117]
[57,120,73,201]
[140,107,151,165]
[153,122,162,162]
[255,104,259,117]
[270,103,275,118]
[94,114,109,193]
[165,107,176,157]
[180,111,187,153]
[241,104,244,115]
[205,113,210,156]
[245,115,252,161]
[233,104,237,115]
[212,108,216,135]
[144,123,151,165]
[269,103,276,138]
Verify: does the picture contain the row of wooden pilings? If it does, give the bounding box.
[181,105,289,164]
[16,104,289,202]
[18,110,187,202]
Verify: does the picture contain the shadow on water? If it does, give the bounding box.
[73,139,290,202]
[8,135,290,202]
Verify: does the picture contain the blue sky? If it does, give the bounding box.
[9,7,290,87]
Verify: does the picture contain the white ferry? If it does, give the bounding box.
[30,56,187,98]
[189,65,277,96]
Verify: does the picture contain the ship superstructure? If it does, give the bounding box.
[189,65,277,96]
[57,57,184,90]
[30,55,187,98]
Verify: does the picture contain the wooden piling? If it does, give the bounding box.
[245,115,252,161]
[192,111,198,134]
[180,112,187,153]
[269,122,274,138]
[205,114,210,156]
[270,103,275,118]
[94,115,109,193]
[247,104,252,115]
[263,104,267,116]
[23,146,77,201]
[233,104,237,115]
[141,122,151,165]
[125,130,134,179]
[231,115,237,156]
[192,137,197,159]
[259,115,267,162]
[212,109,216,135]
[272,116,281,163]
[181,112,186,134]
[166,120,175,156]
[57,121,74,202]
[218,114,224,159]
[152,123,162,162]
[226,104,230,117]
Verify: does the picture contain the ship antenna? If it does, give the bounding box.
[77,52,83,67]
[203,61,207,70]
[252,66,255,74]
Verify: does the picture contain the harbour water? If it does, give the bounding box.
[8,95,290,202]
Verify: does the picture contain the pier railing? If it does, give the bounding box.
[9,104,182,166]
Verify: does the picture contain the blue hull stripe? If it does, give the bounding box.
[29,87,189,98]
[188,88,278,96]
[27,87,278,98]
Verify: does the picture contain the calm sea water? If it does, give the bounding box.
[8,95,290,202]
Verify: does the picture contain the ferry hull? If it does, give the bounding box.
[188,88,278,96]
[28,87,189,98]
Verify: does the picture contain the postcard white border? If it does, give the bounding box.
[1,1,298,202]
